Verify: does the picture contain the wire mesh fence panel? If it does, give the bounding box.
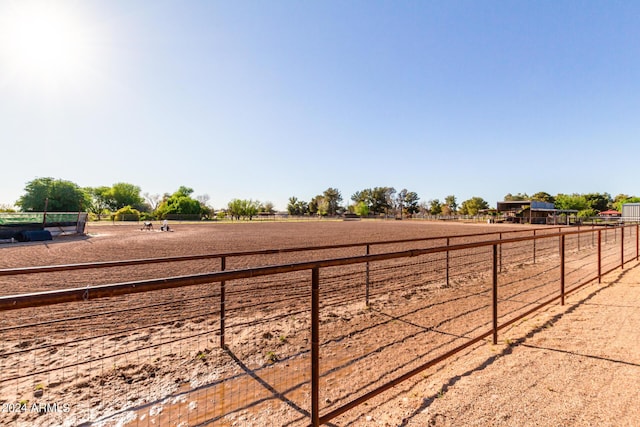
[563,231,600,290]
[0,283,223,426]
[497,260,561,317]
[0,261,223,297]
[478,235,562,343]
[622,225,638,264]
[446,246,494,285]
[367,254,449,303]
[601,228,623,275]
[499,237,535,268]
[218,271,313,426]
[2,224,637,426]
[318,253,495,422]
[532,232,562,262]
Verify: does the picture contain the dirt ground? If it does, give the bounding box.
[1,220,637,426]
[1,220,518,269]
[375,260,640,427]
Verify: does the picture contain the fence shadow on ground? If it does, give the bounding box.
[393,266,631,427]
[1,225,637,426]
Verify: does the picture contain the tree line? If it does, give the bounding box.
[5,177,277,221]
[7,178,213,221]
[3,177,638,220]
[502,192,639,217]
[288,189,637,218]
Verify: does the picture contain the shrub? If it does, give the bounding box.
[578,208,597,218]
[113,206,141,221]
[140,212,156,221]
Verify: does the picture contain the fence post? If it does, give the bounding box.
[598,229,602,283]
[492,244,498,345]
[446,238,450,287]
[43,197,49,228]
[560,235,565,306]
[311,267,320,427]
[365,244,370,307]
[636,224,639,261]
[621,226,625,269]
[499,233,503,273]
[220,256,226,349]
[533,229,536,264]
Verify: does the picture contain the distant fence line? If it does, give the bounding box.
[0,224,637,425]
[102,212,634,225]
[0,225,570,278]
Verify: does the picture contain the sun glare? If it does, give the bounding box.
[0,1,101,93]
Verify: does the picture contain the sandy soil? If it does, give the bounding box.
[362,260,640,427]
[0,220,635,426]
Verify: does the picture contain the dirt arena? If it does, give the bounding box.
[1,219,521,271]
[2,220,634,426]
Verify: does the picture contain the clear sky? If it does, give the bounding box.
[1,0,639,211]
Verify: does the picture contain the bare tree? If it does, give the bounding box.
[143,192,161,211]
[196,194,211,207]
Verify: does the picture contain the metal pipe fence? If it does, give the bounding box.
[0,224,638,426]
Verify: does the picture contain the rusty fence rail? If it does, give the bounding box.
[0,225,571,280]
[0,225,638,426]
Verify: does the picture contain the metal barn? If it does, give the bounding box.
[622,203,640,221]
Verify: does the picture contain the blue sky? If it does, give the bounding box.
[1,1,639,211]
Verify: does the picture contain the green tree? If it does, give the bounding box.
[354,201,370,217]
[554,194,589,211]
[308,196,319,215]
[309,195,329,216]
[108,182,144,211]
[317,197,330,216]
[227,199,260,220]
[613,194,631,206]
[287,197,297,215]
[156,187,203,218]
[444,195,458,215]
[428,199,443,215]
[244,199,260,219]
[259,201,275,214]
[578,208,598,218]
[113,206,141,221]
[351,189,371,206]
[16,177,89,212]
[323,187,342,216]
[614,195,640,212]
[287,197,308,216]
[397,189,420,217]
[85,186,112,219]
[531,192,555,204]
[175,186,194,197]
[371,187,395,215]
[351,187,395,215]
[583,193,612,212]
[227,199,243,220]
[503,193,529,201]
[459,197,489,215]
